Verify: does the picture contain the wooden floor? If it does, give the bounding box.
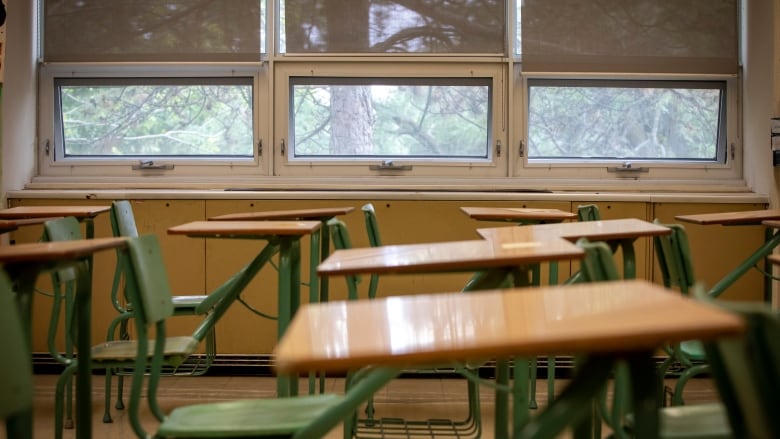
[16,373,720,439]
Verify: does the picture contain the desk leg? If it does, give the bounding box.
[516,355,614,439]
[625,351,659,439]
[73,262,93,439]
[307,228,321,395]
[277,237,301,397]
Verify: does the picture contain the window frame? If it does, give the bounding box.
[273,60,509,178]
[511,71,742,182]
[37,62,271,178]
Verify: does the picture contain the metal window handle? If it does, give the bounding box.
[132,160,174,171]
[369,160,413,171]
[607,162,648,173]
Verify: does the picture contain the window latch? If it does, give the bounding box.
[607,161,648,174]
[132,160,174,171]
[369,160,412,171]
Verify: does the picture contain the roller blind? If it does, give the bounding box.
[281,0,505,54]
[43,0,263,62]
[521,0,739,74]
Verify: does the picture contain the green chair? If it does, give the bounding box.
[653,219,710,406]
[576,238,734,439]
[106,200,218,415]
[361,203,382,299]
[41,217,200,439]
[326,218,362,301]
[40,216,82,429]
[577,204,602,222]
[119,233,397,439]
[0,270,34,439]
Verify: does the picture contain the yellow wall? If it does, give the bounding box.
[8,198,767,355]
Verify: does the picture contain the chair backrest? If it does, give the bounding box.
[0,269,34,436]
[125,234,175,325]
[701,297,780,438]
[327,218,361,300]
[361,203,382,247]
[576,204,601,222]
[110,200,140,238]
[576,238,620,282]
[652,219,696,295]
[43,216,83,283]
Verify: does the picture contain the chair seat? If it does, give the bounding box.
[157,393,345,437]
[679,340,706,360]
[92,336,199,363]
[659,403,731,439]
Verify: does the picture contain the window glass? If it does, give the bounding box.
[54,78,254,158]
[290,78,491,161]
[280,0,505,54]
[526,79,726,162]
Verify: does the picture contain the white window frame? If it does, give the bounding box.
[272,60,509,178]
[511,70,742,183]
[37,62,271,179]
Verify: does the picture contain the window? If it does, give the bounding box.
[274,63,506,178]
[527,79,726,162]
[34,0,742,187]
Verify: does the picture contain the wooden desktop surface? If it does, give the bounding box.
[317,238,584,277]
[209,206,355,221]
[0,205,111,219]
[168,220,321,237]
[676,209,780,226]
[0,237,128,263]
[476,218,670,243]
[460,206,576,222]
[274,279,744,373]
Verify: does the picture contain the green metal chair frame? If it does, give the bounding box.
[328,217,483,438]
[106,200,219,416]
[120,233,399,439]
[40,216,81,429]
[652,219,710,406]
[576,238,738,439]
[0,269,34,439]
[576,204,602,222]
[361,203,382,300]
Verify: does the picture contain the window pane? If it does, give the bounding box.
[291,78,491,159]
[281,0,505,54]
[56,78,254,157]
[527,80,725,161]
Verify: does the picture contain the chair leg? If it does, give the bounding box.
[672,364,709,406]
[103,369,114,423]
[55,365,77,439]
[529,357,538,409]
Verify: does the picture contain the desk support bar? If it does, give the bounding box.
[707,228,780,300]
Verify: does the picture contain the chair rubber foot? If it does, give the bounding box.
[64,420,74,429]
[529,400,538,410]
[102,415,113,423]
[115,400,125,410]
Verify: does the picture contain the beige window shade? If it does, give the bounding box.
[43,0,263,62]
[521,0,739,74]
[282,0,505,54]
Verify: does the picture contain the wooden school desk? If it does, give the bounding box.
[0,217,63,235]
[167,220,321,397]
[676,209,780,302]
[0,205,111,240]
[460,206,577,225]
[476,218,671,279]
[0,237,129,439]
[209,206,355,307]
[274,279,744,439]
[318,237,585,438]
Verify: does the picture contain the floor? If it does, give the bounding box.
[13,372,720,439]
